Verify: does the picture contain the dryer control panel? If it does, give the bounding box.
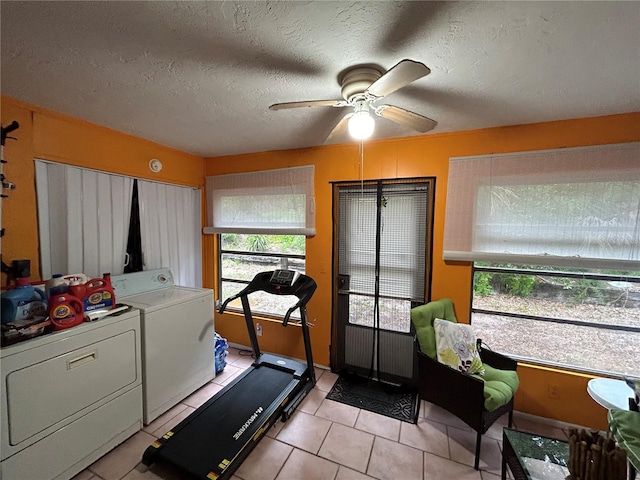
[111,268,175,298]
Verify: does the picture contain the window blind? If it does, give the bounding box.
[35,160,133,279]
[443,142,640,269]
[204,166,315,236]
[138,180,202,287]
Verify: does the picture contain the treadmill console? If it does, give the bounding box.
[269,269,300,287]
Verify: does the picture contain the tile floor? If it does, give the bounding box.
[71,347,582,480]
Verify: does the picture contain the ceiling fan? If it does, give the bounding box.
[269,59,437,142]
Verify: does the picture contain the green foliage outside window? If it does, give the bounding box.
[499,273,536,297]
[472,263,537,298]
[247,234,269,252]
[473,272,493,297]
[473,263,640,305]
[554,277,606,304]
[221,234,304,254]
[221,233,239,249]
[277,235,306,252]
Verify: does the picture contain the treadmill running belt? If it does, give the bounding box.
[155,366,297,478]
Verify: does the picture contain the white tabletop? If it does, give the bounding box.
[587,378,634,410]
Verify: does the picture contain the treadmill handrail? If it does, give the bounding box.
[282,302,301,327]
[218,293,241,314]
[220,292,304,327]
[221,271,317,302]
[218,271,317,318]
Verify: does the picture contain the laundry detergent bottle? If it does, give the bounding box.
[63,273,88,285]
[45,273,69,299]
[68,279,87,301]
[1,278,47,325]
[83,273,116,312]
[48,293,84,331]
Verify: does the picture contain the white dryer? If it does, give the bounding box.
[112,268,215,425]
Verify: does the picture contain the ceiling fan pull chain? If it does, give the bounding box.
[360,139,365,194]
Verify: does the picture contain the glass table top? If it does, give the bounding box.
[504,428,570,479]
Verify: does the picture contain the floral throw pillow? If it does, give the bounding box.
[625,377,640,403]
[433,318,485,375]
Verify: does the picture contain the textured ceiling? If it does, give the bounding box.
[1,1,639,157]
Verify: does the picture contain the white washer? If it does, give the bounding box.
[112,268,215,425]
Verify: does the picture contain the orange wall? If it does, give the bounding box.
[3,93,639,430]
[205,112,640,431]
[0,96,205,285]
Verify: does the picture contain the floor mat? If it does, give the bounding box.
[325,372,419,423]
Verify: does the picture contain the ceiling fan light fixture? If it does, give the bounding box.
[348,102,375,140]
[268,60,434,143]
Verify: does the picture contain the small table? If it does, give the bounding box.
[588,378,634,410]
[502,428,569,480]
[588,378,638,480]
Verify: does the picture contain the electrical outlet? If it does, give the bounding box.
[547,384,559,399]
[256,323,262,336]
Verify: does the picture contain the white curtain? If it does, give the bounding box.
[443,142,640,269]
[138,180,202,287]
[35,160,133,279]
[204,165,315,235]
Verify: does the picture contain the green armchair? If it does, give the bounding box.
[411,298,519,470]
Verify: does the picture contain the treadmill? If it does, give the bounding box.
[142,270,317,480]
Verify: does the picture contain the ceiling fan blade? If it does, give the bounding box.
[365,59,431,99]
[324,113,352,144]
[375,105,437,133]
[269,100,349,110]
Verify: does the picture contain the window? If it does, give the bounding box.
[443,142,640,376]
[471,263,640,376]
[206,166,315,317]
[218,234,305,317]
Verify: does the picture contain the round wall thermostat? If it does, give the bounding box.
[149,158,163,172]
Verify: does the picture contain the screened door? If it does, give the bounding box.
[331,178,435,385]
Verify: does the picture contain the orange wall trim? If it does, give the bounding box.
[3,92,639,429]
